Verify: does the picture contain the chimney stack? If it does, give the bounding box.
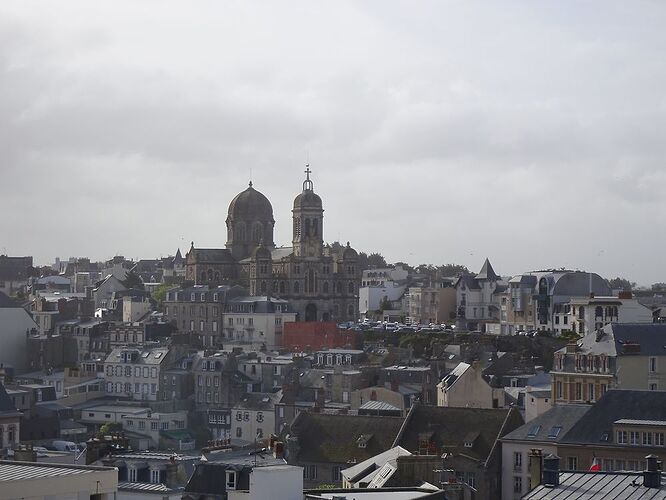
[165,455,179,488]
[528,449,543,489]
[643,454,661,489]
[542,454,560,487]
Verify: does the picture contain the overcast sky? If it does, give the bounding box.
[1,1,665,285]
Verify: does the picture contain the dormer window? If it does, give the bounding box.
[356,434,372,449]
[226,470,237,490]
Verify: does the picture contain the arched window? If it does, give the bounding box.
[348,282,354,294]
[261,281,267,293]
[214,272,220,282]
[207,269,213,281]
[336,282,342,294]
[323,282,329,293]
[304,218,311,236]
[312,219,318,236]
[201,271,206,282]
[279,282,286,294]
[294,281,300,293]
[253,223,263,242]
[272,281,278,293]
[236,222,246,241]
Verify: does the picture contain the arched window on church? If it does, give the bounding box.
[261,281,267,294]
[207,269,213,281]
[214,272,220,282]
[236,222,246,242]
[280,282,286,294]
[348,282,354,294]
[294,281,300,293]
[272,281,278,293]
[312,219,318,236]
[253,223,263,242]
[308,270,315,294]
[336,282,342,294]
[304,218,311,237]
[201,271,206,282]
[348,304,354,317]
[323,282,329,294]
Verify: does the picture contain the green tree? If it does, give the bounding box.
[152,283,175,307]
[608,277,635,291]
[98,422,123,436]
[367,253,387,268]
[437,263,470,277]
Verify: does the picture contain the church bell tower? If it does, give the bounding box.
[292,166,324,258]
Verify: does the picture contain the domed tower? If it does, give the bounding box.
[292,166,324,258]
[226,182,275,261]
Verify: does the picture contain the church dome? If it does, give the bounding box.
[228,182,274,221]
[293,189,322,210]
[343,242,358,260]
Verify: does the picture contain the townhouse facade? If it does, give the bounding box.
[103,346,176,401]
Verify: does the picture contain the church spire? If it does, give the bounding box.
[302,164,314,192]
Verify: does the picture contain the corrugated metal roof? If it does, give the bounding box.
[523,471,666,499]
[0,462,102,482]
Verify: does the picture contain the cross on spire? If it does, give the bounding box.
[302,164,314,191]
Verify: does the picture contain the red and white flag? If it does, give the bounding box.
[589,456,601,472]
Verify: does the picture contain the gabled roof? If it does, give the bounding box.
[290,412,405,464]
[561,390,666,445]
[476,258,499,281]
[393,404,523,464]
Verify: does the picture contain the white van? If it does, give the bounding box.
[51,440,78,452]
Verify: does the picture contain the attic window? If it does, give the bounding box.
[547,426,562,439]
[527,425,541,438]
[356,434,372,449]
[464,441,473,448]
[600,431,610,442]
[154,352,163,359]
[142,352,150,358]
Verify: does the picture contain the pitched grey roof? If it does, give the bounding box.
[609,323,666,356]
[0,383,21,417]
[501,405,590,443]
[561,390,666,445]
[476,258,499,281]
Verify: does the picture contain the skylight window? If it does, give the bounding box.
[527,425,541,437]
[547,426,562,438]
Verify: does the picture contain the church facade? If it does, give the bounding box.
[185,168,360,322]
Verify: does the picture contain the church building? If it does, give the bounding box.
[185,168,360,322]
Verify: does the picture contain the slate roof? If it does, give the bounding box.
[561,390,666,445]
[290,412,405,464]
[523,471,666,499]
[188,248,235,263]
[0,291,17,308]
[0,383,21,417]
[394,405,524,464]
[609,323,666,356]
[476,258,499,281]
[502,405,590,443]
[233,391,281,411]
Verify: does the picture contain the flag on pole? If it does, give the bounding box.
[589,456,601,472]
